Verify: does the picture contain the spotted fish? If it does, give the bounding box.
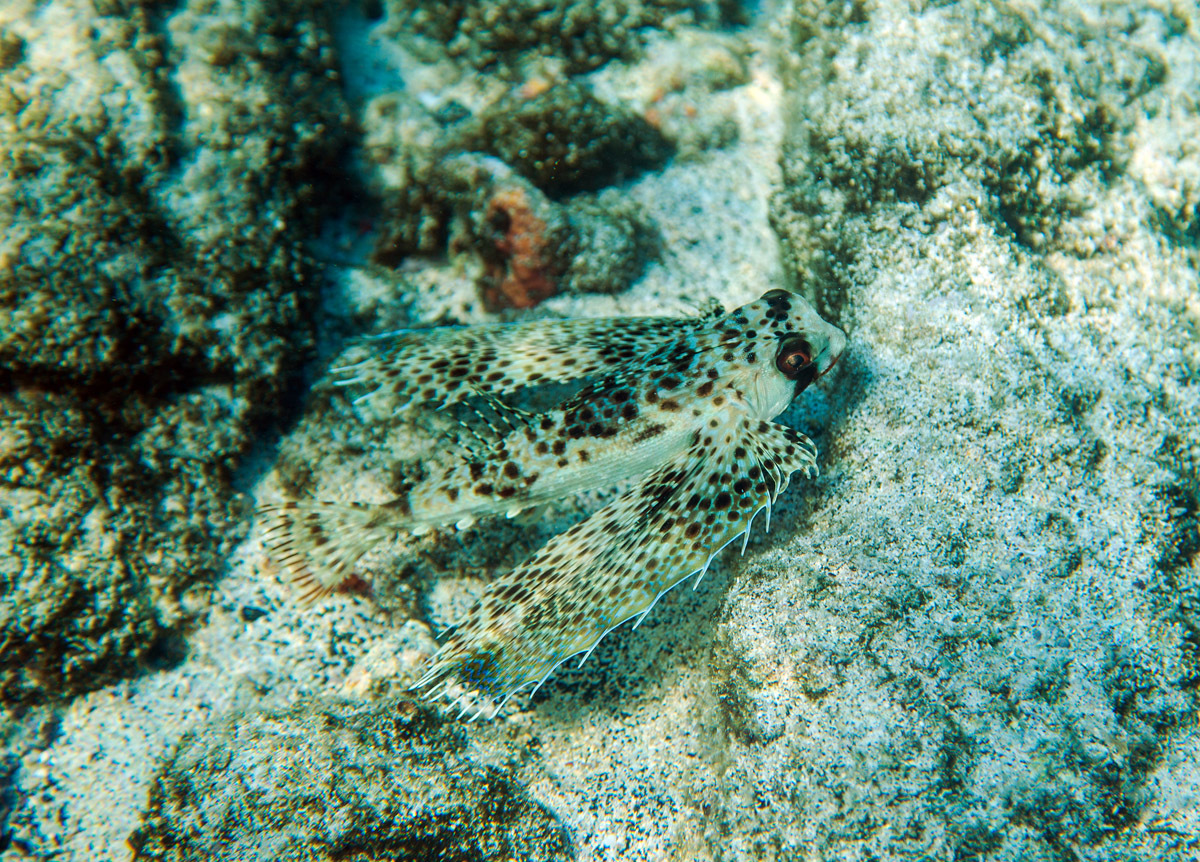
[259,289,846,710]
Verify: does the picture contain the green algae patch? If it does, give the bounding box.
[382,0,709,74]
[461,81,674,197]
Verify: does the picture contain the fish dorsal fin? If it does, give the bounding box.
[333,314,705,418]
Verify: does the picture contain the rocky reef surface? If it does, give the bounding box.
[3,1,1199,861]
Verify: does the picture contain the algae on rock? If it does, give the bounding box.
[706,2,1200,859]
[130,697,573,862]
[0,0,349,705]
[380,0,714,73]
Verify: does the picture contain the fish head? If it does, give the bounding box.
[705,289,847,421]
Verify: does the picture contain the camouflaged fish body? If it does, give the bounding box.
[259,289,846,706]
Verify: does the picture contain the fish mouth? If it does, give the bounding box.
[795,339,845,395]
[792,364,818,395]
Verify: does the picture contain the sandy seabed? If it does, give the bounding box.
[3,2,1200,860]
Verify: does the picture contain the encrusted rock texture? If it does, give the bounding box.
[0,0,348,707]
[128,697,572,862]
[3,1,1200,861]
[727,2,1200,858]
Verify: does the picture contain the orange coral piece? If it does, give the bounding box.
[483,186,560,310]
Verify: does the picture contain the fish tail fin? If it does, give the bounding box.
[258,502,393,603]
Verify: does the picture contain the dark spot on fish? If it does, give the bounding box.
[632,423,665,443]
[383,494,413,517]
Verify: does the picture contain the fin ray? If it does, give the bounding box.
[258,502,397,602]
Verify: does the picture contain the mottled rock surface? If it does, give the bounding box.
[0,0,348,705]
[130,697,572,862]
[356,15,683,306]
[711,2,1200,859]
[381,0,717,73]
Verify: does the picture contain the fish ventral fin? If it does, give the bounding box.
[412,416,820,706]
[258,502,397,603]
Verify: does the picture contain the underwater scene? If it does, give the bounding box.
[2,1,1199,859]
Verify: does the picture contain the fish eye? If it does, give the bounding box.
[775,337,813,380]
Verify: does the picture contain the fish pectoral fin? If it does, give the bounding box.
[413,416,820,705]
[452,388,540,453]
[258,501,397,604]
